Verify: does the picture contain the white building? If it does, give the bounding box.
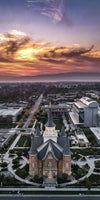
[75,130,89,147]
[0,107,23,123]
[90,127,100,145]
[69,97,100,127]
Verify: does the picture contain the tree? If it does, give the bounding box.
[85,177,91,190]
[62,173,68,183]
[34,175,39,183]
[1,162,7,168]
[77,168,83,178]
[16,150,22,158]
[16,168,28,179]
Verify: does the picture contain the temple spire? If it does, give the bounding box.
[30,136,37,155]
[46,105,55,127]
[60,126,66,136]
[63,136,71,155]
[35,125,41,136]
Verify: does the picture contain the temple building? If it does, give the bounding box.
[29,108,71,181]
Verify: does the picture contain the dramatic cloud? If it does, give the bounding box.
[0,30,100,77]
[26,0,71,24]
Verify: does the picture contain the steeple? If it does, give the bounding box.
[60,126,66,137]
[30,135,37,155]
[46,107,55,128]
[63,136,71,155]
[35,125,41,136]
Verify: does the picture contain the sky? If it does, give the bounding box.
[0,0,100,81]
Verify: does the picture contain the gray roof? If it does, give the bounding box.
[37,139,63,160]
[29,135,37,155]
[57,136,66,148]
[29,134,43,155]
[35,125,41,136]
[46,108,55,127]
[60,126,66,136]
[63,136,71,155]
[30,125,71,157]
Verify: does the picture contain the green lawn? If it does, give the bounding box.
[71,148,100,156]
[16,135,31,147]
[53,118,63,130]
[0,123,16,129]
[83,128,98,146]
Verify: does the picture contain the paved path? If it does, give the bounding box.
[0,195,100,200]
[23,94,43,129]
[60,156,100,186]
[3,133,39,186]
[4,134,21,161]
[30,119,37,134]
[0,187,100,191]
[7,156,39,186]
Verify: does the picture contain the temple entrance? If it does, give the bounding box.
[48,170,53,179]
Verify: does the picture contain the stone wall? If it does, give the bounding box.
[63,155,71,175]
[43,152,57,178]
[29,154,38,177]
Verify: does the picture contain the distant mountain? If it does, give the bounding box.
[0,72,100,82]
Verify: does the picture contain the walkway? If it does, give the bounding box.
[4,134,21,161]
[0,187,100,191]
[3,133,40,186]
[60,156,100,187]
[23,94,43,129]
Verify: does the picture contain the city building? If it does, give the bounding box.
[29,108,71,182]
[69,97,100,128]
[75,130,89,147]
[90,127,100,145]
[42,103,71,117]
[0,107,23,123]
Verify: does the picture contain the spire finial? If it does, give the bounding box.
[49,102,51,108]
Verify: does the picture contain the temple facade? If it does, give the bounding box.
[29,108,71,180]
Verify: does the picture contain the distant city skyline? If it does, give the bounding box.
[0,0,100,81]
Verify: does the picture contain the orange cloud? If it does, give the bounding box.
[0,30,100,77]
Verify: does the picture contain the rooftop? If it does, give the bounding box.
[69,112,83,125]
[0,107,23,117]
[90,127,100,140]
[80,97,99,107]
[75,131,89,144]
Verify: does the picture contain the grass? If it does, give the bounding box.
[16,164,29,179]
[1,134,17,153]
[83,128,98,146]
[1,190,100,195]
[16,135,31,147]
[53,117,63,130]
[0,123,16,129]
[71,148,100,156]
[95,160,100,168]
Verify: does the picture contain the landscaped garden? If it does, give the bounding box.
[16,135,31,147]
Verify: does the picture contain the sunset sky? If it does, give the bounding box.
[0,0,100,81]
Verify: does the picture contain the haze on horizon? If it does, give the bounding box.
[0,0,100,81]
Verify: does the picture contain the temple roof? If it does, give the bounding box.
[35,125,41,136]
[37,139,63,160]
[29,128,43,155]
[30,135,37,155]
[60,126,66,137]
[46,108,55,127]
[63,136,71,155]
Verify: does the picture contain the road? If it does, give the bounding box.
[0,195,100,200]
[23,94,43,129]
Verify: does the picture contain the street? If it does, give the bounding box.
[0,195,100,200]
[23,94,43,129]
